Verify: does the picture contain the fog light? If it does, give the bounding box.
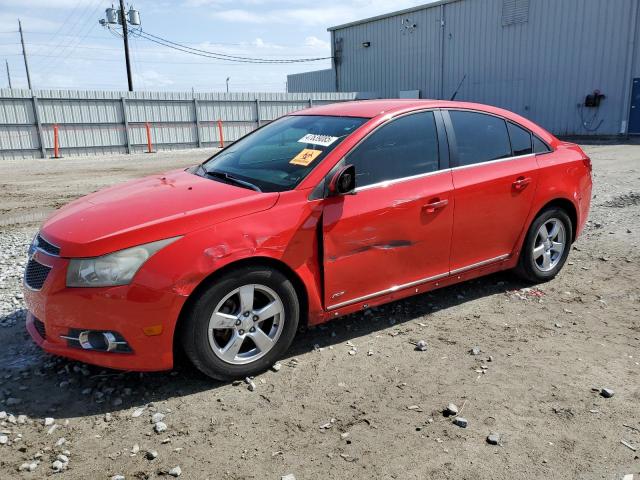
[61,329,131,353]
[78,331,118,352]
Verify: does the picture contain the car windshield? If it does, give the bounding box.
[198,115,368,192]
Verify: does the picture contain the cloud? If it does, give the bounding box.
[1,0,95,8]
[210,1,428,27]
[133,70,175,88]
[304,36,330,50]
[0,13,58,32]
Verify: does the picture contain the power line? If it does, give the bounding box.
[133,29,332,63]
[33,0,102,71]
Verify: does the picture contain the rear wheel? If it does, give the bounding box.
[515,207,573,283]
[180,266,299,381]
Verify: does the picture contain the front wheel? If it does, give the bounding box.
[515,207,573,283]
[180,266,299,381]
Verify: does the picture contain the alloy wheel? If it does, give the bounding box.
[207,284,285,365]
[532,218,566,272]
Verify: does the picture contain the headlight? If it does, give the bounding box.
[66,237,180,288]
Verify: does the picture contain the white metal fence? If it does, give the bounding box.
[0,89,357,159]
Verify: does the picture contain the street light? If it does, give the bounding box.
[226,77,230,93]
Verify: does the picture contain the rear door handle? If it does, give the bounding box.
[422,198,448,213]
[512,176,532,190]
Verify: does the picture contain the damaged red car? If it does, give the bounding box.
[24,100,592,380]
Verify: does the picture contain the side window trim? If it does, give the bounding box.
[440,109,458,168]
[443,108,551,168]
[433,109,450,170]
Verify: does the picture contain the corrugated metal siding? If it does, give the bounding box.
[442,0,634,135]
[292,0,639,135]
[288,69,336,92]
[0,89,357,159]
[334,5,443,99]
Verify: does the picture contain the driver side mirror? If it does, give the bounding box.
[328,164,356,196]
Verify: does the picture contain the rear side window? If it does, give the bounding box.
[347,111,439,188]
[449,111,511,166]
[533,135,551,154]
[507,122,533,156]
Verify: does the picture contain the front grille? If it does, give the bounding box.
[36,234,60,256]
[24,259,52,290]
[33,318,46,339]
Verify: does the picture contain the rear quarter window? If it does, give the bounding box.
[507,122,533,156]
[533,135,552,154]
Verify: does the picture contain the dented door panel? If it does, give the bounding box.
[322,171,454,308]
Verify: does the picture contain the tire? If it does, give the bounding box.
[180,266,299,381]
[515,207,573,283]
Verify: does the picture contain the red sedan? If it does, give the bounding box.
[24,100,592,380]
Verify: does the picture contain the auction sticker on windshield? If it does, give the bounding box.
[298,133,339,147]
[290,148,322,166]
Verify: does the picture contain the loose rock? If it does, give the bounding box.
[415,340,428,351]
[151,412,165,423]
[453,417,468,428]
[444,403,459,416]
[146,450,158,460]
[470,346,481,356]
[487,433,501,445]
[600,388,615,398]
[168,466,182,477]
[245,377,257,391]
[154,421,168,433]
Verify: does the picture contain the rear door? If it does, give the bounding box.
[322,111,454,309]
[444,110,539,272]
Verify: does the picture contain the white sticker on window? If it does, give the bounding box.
[298,133,339,147]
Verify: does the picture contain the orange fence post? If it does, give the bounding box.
[217,119,224,148]
[52,124,60,158]
[145,122,153,153]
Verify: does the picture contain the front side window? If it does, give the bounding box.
[199,115,367,192]
[346,111,440,188]
[449,111,511,166]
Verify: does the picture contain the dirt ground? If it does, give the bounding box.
[0,145,638,480]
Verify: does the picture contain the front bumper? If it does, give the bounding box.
[23,249,186,372]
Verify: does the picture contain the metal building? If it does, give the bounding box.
[288,0,640,136]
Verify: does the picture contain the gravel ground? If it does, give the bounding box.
[0,145,639,479]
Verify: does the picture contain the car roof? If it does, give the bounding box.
[291,99,557,145]
[292,99,442,118]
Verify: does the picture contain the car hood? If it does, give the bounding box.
[41,169,279,258]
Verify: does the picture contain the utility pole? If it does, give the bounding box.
[99,4,140,92]
[119,0,133,91]
[18,19,32,90]
[226,77,230,93]
[5,60,11,89]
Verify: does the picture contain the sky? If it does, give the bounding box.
[0,0,430,93]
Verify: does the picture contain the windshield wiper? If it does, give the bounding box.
[204,170,262,192]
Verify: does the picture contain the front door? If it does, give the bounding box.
[445,110,539,272]
[321,111,454,309]
[629,78,640,135]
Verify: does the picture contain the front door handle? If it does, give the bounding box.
[512,176,532,190]
[422,198,448,213]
